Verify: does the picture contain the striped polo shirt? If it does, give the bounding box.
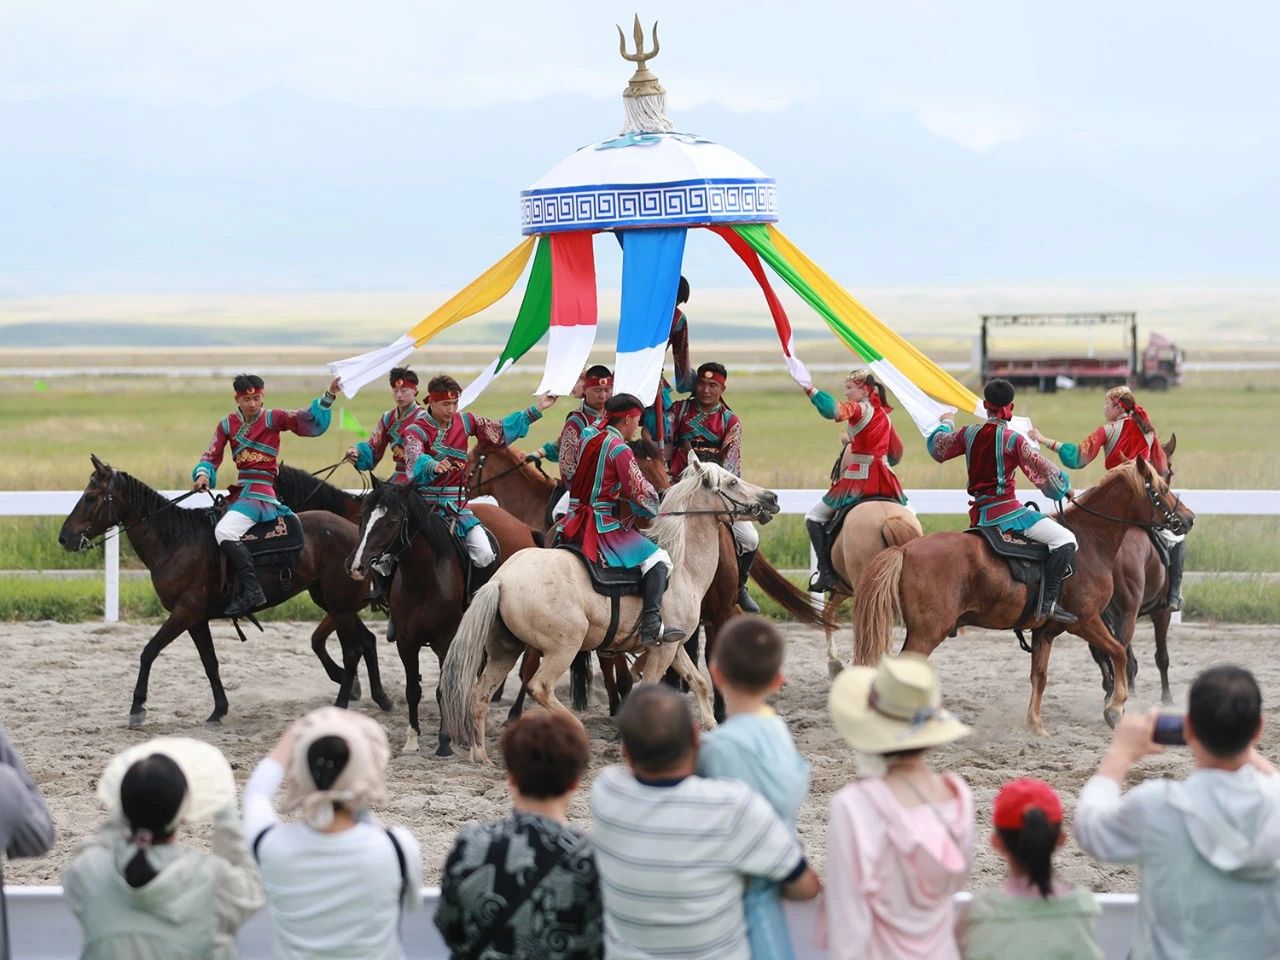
[590,765,806,960]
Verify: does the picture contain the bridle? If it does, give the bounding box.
[468,450,547,494]
[658,484,777,523]
[76,471,214,551]
[1058,478,1187,535]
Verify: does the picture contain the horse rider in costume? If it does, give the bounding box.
[345,366,425,483]
[641,275,695,462]
[402,375,557,568]
[192,373,340,617]
[536,365,614,523]
[801,368,908,593]
[668,361,761,614]
[927,378,1078,624]
[558,393,678,648]
[1030,385,1184,610]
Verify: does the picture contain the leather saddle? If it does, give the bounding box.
[237,513,305,569]
[823,496,906,538]
[964,524,1047,640]
[555,543,643,597]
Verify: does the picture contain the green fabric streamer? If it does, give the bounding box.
[497,235,553,369]
[339,408,364,434]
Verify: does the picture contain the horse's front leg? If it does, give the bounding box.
[824,592,848,679]
[398,636,422,756]
[1150,608,1175,705]
[357,618,392,712]
[130,612,193,727]
[1073,615,1130,727]
[1026,627,1059,736]
[670,643,718,730]
[188,621,228,727]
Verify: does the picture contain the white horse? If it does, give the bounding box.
[438,454,781,763]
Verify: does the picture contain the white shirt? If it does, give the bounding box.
[242,759,421,960]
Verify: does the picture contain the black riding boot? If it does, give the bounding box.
[1039,543,1078,624]
[806,519,839,593]
[369,554,396,609]
[1166,538,1186,612]
[638,563,682,647]
[736,549,760,613]
[221,540,266,618]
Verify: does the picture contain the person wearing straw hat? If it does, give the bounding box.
[62,737,264,960]
[243,707,422,960]
[822,654,974,960]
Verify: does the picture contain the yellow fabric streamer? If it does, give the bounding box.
[766,225,982,415]
[408,237,537,347]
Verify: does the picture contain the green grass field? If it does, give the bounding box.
[2,364,1277,621]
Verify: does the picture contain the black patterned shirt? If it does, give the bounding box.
[434,811,603,960]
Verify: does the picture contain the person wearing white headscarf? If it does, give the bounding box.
[243,707,421,960]
[62,737,263,960]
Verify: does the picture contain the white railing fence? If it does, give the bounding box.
[3,488,1275,623]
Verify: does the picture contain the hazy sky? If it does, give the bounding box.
[1,0,1276,293]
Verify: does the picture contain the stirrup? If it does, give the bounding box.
[1044,603,1078,624]
[808,571,838,593]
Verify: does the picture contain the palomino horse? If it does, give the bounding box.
[58,455,390,727]
[346,478,539,757]
[472,441,831,720]
[439,456,781,762]
[822,500,923,677]
[853,458,1194,732]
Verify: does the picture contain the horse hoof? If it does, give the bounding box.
[1104,707,1123,729]
[402,731,419,755]
[349,676,362,701]
[435,743,454,758]
[827,658,845,680]
[204,717,223,730]
[375,694,394,712]
[127,710,146,729]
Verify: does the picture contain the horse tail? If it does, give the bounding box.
[750,550,835,630]
[440,580,502,749]
[853,547,904,666]
[881,511,924,549]
[570,651,593,712]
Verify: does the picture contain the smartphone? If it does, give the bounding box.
[1153,713,1186,746]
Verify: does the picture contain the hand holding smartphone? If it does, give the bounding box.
[1152,713,1186,746]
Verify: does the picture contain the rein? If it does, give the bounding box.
[82,476,215,551]
[1059,480,1186,535]
[469,451,546,493]
[659,488,773,523]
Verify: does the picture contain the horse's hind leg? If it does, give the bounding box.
[506,649,540,723]
[329,614,364,709]
[398,637,423,756]
[471,638,524,764]
[432,643,455,758]
[307,609,348,690]
[1151,608,1174,705]
[525,646,582,719]
[129,614,190,727]
[188,622,228,727]
[357,618,392,711]
[825,592,848,678]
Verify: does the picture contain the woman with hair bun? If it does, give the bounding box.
[243,707,421,960]
[957,778,1102,960]
[63,738,263,959]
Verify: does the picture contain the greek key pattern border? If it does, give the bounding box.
[520,179,778,234]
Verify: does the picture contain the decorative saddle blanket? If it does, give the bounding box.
[240,514,305,569]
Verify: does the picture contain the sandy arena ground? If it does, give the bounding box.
[2,618,1277,890]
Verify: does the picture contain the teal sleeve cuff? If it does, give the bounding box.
[354,442,376,472]
[809,389,838,421]
[410,455,440,485]
[499,408,537,444]
[319,392,334,409]
[309,397,333,434]
[540,441,560,463]
[1059,443,1085,469]
[193,461,217,486]
[926,423,954,459]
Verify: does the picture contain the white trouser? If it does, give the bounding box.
[805,500,835,524]
[731,519,759,554]
[1022,516,1078,551]
[640,547,673,575]
[1156,527,1186,547]
[551,490,570,521]
[213,510,256,545]
[465,525,496,567]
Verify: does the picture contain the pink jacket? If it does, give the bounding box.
[820,774,973,960]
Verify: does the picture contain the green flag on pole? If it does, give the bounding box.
[33,379,49,392]
[340,407,364,434]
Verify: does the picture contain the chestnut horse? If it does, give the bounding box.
[58,455,390,727]
[345,478,540,757]
[854,458,1194,732]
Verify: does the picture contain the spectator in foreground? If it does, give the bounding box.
[823,653,974,960]
[63,737,262,959]
[1074,664,1280,960]
[696,615,811,960]
[435,711,602,959]
[592,684,821,960]
[244,707,421,960]
[0,723,55,960]
[957,778,1102,960]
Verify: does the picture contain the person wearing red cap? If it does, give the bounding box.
[927,378,1078,624]
[799,369,908,594]
[344,367,425,484]
[957,778,1102,960]
[402,375,557,569]
[192,373,340,617]
[1031,385,1184,611]
[539,364,614,523]
[668,361,760,613]
[558,393,676,647]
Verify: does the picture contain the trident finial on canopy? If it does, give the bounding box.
[617,15,664,99]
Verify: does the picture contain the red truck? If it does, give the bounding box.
[980,312,1184,393]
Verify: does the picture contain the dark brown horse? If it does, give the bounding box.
[58,455,390,728]
[854,458,1195,732]
[346,478,540,757]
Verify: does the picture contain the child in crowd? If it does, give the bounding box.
[696,615,812,960]
[822,653,974,960]
[63,737,263,959]
[958,778,1103,959]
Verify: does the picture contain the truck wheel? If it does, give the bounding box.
[1146,375,1169,392]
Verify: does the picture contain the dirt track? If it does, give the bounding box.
[2,618,1277,890]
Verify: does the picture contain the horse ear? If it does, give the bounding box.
[1134,454,1152,480]
[90,453,109,475]
[370,474,385,491]
[1163,432,1177,457]
[687,449,701,466]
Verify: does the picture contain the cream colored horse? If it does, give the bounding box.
[438,454,780,762]
[822,500,923,676]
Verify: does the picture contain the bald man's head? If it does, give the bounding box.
[618,684,696,774]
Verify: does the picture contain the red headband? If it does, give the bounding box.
[583,374,613,388]
[993,778,1062,830]
[428,389,459,402]
[235,387,263,399]
[608,404,644,420]
[392,378,419,391]
[698,368,727,386]
[984,401,1014,421]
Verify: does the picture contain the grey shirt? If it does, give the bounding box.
[0,722,55,960]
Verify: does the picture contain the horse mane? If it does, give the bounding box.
[365,481,457,561]
[275,464,363,516]
[1068,460,1149,516]
[112,470,215,546]
[648,460,734,571]
[474,443,556,491]
[628,438,663,461]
